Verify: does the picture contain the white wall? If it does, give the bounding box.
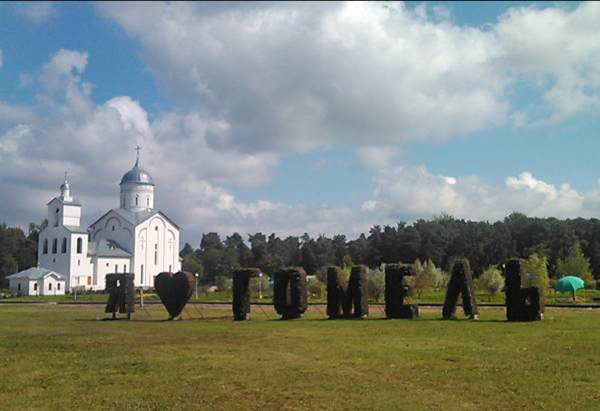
[68,233,93,291]
[38,226,71,283]
[120,183,154,211]
[39,276,66,296]
[89,211,134,253]
[9,278,30,295]
[133,214,180,288]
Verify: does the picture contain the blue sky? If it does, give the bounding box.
[1,1,599,244]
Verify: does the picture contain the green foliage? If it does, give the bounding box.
[214,275,232,292]
[523,253,550,291]
[307,277,325,298]
[367,268,385,301]
[556,242,595,287]
[412,259,441,297]
[478,266,505,296]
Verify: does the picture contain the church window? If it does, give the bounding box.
[57,283,61,290]
[77,238,82,254]
[115,264,118,273]
[155,226,158,231]
[18,283,21,291]
[112,226,115,231]
[61,238,67,253]
[147,197,149,207]
[154,244,158,265]
[54,209,59,227]
[136,195,139,206]
[169,264,172,272]
[49,282,52,291]
[43,239,48,254]
[123,265,126,272]
[52,238,58,254]
[34,283,37,291]
[141,264,144,284]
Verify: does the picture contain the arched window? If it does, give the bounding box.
[52,238,57,254]
[141,264,144,284]
[123,264,126,273]
[54,208,59,227]
[169,264,172,272]
[76,238,82,254]
[147,197,150,207]
[114,264,118,273]
[61,238,67,253]
[135,195,139,206]
[112,225,115,231]
[43,239,48,254]
[154,244,158,265]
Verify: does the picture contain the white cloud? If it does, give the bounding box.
[98,2,509,153]
[15,2,57,23]
[366,165,593,223]
[99,2,600,154]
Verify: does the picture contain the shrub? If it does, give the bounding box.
[479,266,505,296]
[367,268,385,302]
[307,277,326,298]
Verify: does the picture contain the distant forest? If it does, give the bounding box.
[3,213,600,287]
[179,212,600,285]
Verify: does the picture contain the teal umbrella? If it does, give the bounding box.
[555,276,585,301]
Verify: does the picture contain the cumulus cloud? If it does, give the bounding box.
[365,165,596,223]
[98,1,600,155]
[98,2,509,153]
[15,2,57,23]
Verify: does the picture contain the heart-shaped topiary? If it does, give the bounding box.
[154,271,196,319]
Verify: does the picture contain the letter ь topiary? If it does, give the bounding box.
[232,268,261,321]
[385,263,418,319]
[326,266,346,319]
[503,259,542,322]
[442,258,479,320]
[345,265,369,318]
[273,267,308,319]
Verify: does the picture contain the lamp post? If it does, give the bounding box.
[195,273,199,300]
[258,272,263,300]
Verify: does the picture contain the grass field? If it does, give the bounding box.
[5,287,600,305]
[1,304,599,410]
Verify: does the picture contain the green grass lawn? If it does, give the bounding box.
[5,287,600,305]
[1,304,599,410]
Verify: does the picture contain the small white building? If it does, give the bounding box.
[7,267,66,296]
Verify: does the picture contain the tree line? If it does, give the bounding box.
[1,212,600,288]
[181,212,600,286]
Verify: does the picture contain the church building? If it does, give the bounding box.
[37,152,181,291]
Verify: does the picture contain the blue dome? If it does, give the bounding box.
[120,161,154,186]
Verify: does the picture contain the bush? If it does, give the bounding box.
[479,267,505,296]
[307,277,325,298]
[368,268,385,302]
[214,275,233,292]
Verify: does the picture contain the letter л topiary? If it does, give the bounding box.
[442,258,478,320]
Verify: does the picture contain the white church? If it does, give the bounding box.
[36,152,181,291]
